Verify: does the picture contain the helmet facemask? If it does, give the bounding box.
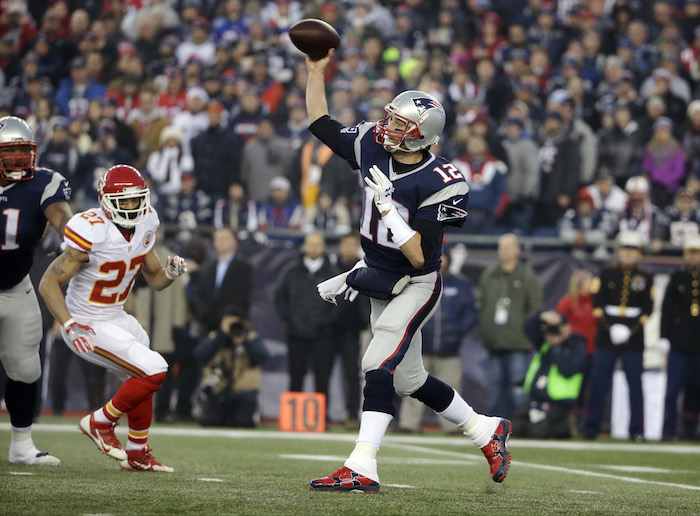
[374,110,421,153]
[0,142,36,181]
[99,186,150,228]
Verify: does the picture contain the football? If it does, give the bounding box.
[288,19,340,61]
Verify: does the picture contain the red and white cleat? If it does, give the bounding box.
[309,466,380,493]
[480,418,512,483]
[120,446,174,473]
[79,413,127,461]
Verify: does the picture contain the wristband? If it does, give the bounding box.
[63,318,75,329]
[382,207,417,247]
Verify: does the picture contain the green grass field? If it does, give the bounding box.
[1,415,698,516]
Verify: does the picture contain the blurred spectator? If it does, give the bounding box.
[147,125,195,196]
[302,187,352,235]
[556,269,598,358]
[37,117,80,182]
[26,96,55,150]
[172,86,210,154]
[274,232,338,403]
[159,172,213,231]
[213,181,259,234]
[584,232,653,441]
[559,188,616,257]
[512,310,587,438]
[650,188,700,254]
[190,101,242,199]
[129,232,192,423]
[229,87,266,144]
[584,172,629,214]
[101,96,138,161]
[398,252,477,434]
[53,56,106,119]
[248,55,286,115]
[479,233,543,418]
[241,118,294,203]
[597,104,644,183]
[502,117,540,234]
[212,0,250,44]
[128,88,170,166]
[682,101,700,177]
[534,110,581,229]
[555,94,598,185]
[277,99,309,152]
[328,232,369,428]
[176,17,216,67]
[680,26,700,85]
[454,135,508,234]
[643,116,686,206]
[659,234,700,440]
[642,67,687,127]
[157,68,188,120]
[258,176,303,231]
[637,95,668,148]
[618,175,658,242]
[474,58,514,122]
[193,306,269,427]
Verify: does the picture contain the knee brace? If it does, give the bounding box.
[362,370,396,416]
[410,375,455,413]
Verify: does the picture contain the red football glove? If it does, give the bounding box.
[64,319,95,354]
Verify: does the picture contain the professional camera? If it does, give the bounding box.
[541,322,562,335]
[229,322,247,339]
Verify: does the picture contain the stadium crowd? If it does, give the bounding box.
[0,0,699,249]
[1,0,700,441]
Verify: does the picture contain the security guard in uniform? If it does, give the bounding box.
[659,234,700,440]
[583,232,654,440]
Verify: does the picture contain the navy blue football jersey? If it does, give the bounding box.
[0,168,71,289]
[336,122,469,275]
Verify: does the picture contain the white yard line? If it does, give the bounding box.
[2,423,699,490]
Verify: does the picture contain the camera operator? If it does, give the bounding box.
[193,306,270,427]
[512,311,587,438]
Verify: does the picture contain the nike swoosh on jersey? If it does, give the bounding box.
[452,198,463,205]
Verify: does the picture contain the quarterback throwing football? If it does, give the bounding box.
[306,50,511,492]
[39,165,188,473]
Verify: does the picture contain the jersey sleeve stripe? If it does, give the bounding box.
[417,181,470,209]
[65,226,92,251]
[40,171,68,205]
[353,122,375,167]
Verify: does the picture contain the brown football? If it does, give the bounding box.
[288,19,340,60]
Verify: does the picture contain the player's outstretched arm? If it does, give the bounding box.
[305,49,334,124]
[141,247,187,291]
[44,201,73,237]
[39,247,88,325]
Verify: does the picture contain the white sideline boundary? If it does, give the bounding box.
[2,423,699,491]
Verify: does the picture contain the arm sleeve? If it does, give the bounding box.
[40,172,71,210]
[550,334,588,377]
[522,311,546,350]
[412,218,443,264]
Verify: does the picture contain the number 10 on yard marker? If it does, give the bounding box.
[279,392,326,433]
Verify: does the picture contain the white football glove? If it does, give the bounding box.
[64,318,95,354]
[364,165,394,213]
[317,260,366,305]
[657,338,671,354]
[609,323,631,345]
[165,255,188,280]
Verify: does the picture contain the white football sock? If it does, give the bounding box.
[11,425,32,444]
[461,413,499,449]
[344,411,393,483]
[436,389,473,428]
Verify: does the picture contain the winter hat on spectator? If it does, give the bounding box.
[52,117,69,131]
[617,231,644,249]
[373,78,396,93]
[675,187,695,200]
[70,56,86,69]
[270,176,291,192]
[574,189,595,207]
[206,101,224,113]
[625,175,649,194]
[159,125,184,146]
[97,118,117,136]
[683,234,700,251]
[652,68,672,82]
[505,118,524,129]
[653,116,673,132]
[186,86,209,104]
[688,100,700,117]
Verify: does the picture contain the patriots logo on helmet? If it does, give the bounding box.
[413,97,442,116]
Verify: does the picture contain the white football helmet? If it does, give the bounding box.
[374,90,446,153]
[0,116,37,181]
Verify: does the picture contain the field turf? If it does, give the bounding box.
[1,415,698,515]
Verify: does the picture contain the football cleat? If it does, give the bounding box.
[480,418,511,483]
[79,413,127,461]
[309,466,380,493]
[120,446,174,473]
[9,447,61,466]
